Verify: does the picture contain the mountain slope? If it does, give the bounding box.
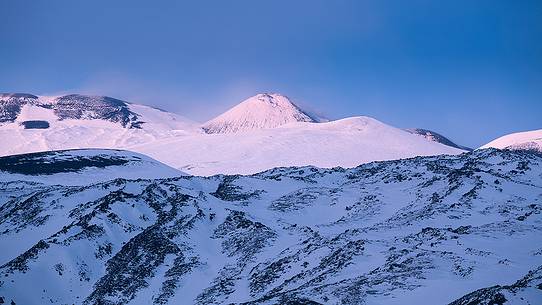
[449,266,542,305]
[0,93,200,131]
[0,149,185,185]
[0,149,540,304]
[0,93,202,157]
[202,93,322,134]
[133,116,465,175]
[406,128,472,151]
[1,93,142,128]
[1,92,466,175]
[480,129,542,153]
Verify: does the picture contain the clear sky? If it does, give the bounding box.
[1,0,541,147]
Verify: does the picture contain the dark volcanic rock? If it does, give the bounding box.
[51,94,142,128]
[0,93,143,128]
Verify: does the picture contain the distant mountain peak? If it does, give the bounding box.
[254,92,285,103]
[202,93,322,134]
[0,93,142,128]
[405,128,472,151]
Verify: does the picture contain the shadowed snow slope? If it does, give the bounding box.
[0,149,185,185]
[0,149,540,304]
[202,93,322,133]
[480,129,542,153]
[133,116,465,175]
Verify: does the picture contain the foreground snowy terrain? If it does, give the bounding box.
[0,93,466,175]
[0,148,540,304]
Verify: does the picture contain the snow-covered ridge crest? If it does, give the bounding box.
[202,93,323,134]
[480,129,542,153]
[406,128,473,151]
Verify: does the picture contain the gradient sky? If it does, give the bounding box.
[1,0,541,147]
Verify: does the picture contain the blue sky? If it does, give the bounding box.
[1,0,541,147]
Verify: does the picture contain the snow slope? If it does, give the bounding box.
[0,93,200,131]
[480,129,542,153]
[128,103,201,133]
[1,92,466,175]
[132,116,465,175]
[0,148,540,304]
[0,93,202,156]
[202,93,322,133]
[0,149,185,185]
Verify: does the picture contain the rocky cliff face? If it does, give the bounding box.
[0,149,541,304]
[0,93,142,128]
[0,93,39,123]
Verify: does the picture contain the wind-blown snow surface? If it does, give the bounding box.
[0,149,541,304]
[481,129,542,153]
[133,117,465,175]
[202,93,322,134]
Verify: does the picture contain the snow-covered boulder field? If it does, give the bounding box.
[0,148,540,304]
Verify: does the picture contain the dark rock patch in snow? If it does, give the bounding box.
[0,150,134,175]
[19,120,50,129]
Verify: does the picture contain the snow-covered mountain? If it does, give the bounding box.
[0,148,540,304]
[0,92,466,175]
[0,93,199,131]
[406,128,472,151]
[480,129,542,153]
[0,93,201,156]
[202,93,323,133]
[134,116,465,175]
